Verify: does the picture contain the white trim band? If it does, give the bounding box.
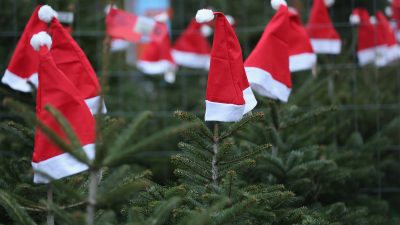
[357,47,379,66]
[171,49,210,70]
[205,100,244,122]
[374,45,389,67]
[110,39,130,52]
[32,143,95,184]
[85,96,107,114]
[386,45,400,63]
[310,39,342,55]
[245,67,291,102]
[242,86,257,114]
[2,70,38,92]
[289,53,317,72]
[136,60,176,75]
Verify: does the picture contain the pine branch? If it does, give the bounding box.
[279,106,336,130]
[219,144,271,165]
[178,142,212,163]
[104,121,200,167]
[174,111,214,141]
[171,154,212,179]
[111,111,153,152]
[144,197,181,225]
[174,169,211,185]
[220,112,264,140]
[0,190,37,225]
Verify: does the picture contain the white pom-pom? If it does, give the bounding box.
[370,16,377,25]
[196,9,214,23]
[386,6,393,17]
[30,31,52,51]
[388,0,393,3]
[225,15,235,25]
[104,4,118,14]
[164,70,176,84]
[349,14,361,25]
[271,0,287,10]
[200,25,213,37]
[324,0,335,7]
[38,5,58,23]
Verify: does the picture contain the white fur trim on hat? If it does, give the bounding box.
[196,9,214,23]
[30,31,52,51]
[349,14,361,25]
[271,0,287,10]
[324,0,335,7]
[38,5,58,23]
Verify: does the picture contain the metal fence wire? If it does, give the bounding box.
[0,0,399,195]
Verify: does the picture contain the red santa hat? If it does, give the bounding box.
[376,11,400,63]
[2,5,57,92]
[370,15,390,67]
[195,9,257,122]
[172,19,211,70]
[287,8,317,72]
[30,32,96,184]
[350,8,383,66]
[136,34,177,76]
[49,18,106,114]
[244,0,291,102]
[390,0,400,40]
[306,0,342,54]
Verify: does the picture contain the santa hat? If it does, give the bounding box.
[136,34,177,76]
[2,5,57,92]
[390,0,400,40]
[195,9,257,122]
[350,8,383,66]
[30,32,96,183]
[287,8,317,72]
[48,18,106,114]
[171,19,211,70]
[244,0,291,102]
[306,0,342,54]
[370,15,390,67]
[376,11,400,63]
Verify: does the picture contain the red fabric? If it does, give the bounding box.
[244,5,291,88]
[106,8,141,43]
[392,0,400,29]
[106,8,168,44]
[352,8,377,51]
[138,34,174,63]
[33,46,95,163]
[149,21,169,44]
[50,19,101,100]
[206,12,247,105]
[306,0,340,40]
[173,19,211,54]
[376,11,397,47]
[372,13,390,47]
[7,6,48,78]
[288,9,314,56]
